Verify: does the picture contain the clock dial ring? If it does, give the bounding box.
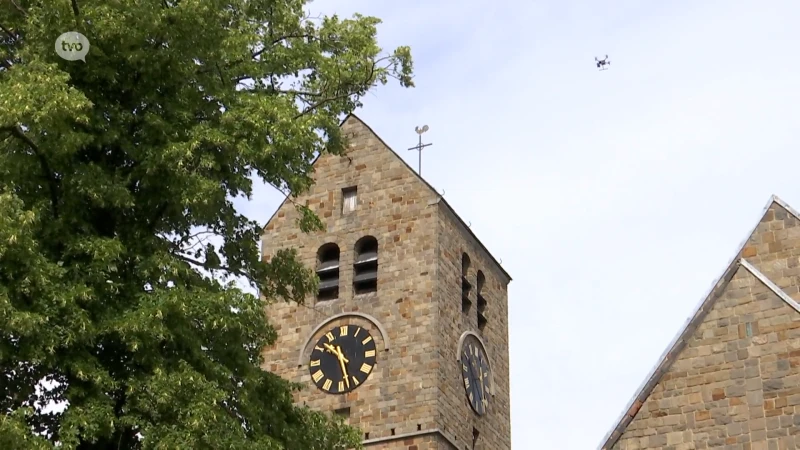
[460,338,490,415]
[308,324,377,395]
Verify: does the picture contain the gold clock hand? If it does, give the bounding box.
[324,343,349,363]
[479,368,487,403]
[322,343,351,389]
[334,345,349,363]
[323,343,338,354]
[336,345,350,388]
[322,343,350,363]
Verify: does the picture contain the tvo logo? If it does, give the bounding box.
[55,32,90,62]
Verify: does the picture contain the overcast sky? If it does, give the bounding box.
[239,1,800,448]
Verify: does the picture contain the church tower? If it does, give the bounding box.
[260,115,512,450]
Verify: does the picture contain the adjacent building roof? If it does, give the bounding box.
[597,195,800,450]
[261,113,512,283]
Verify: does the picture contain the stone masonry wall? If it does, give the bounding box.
[366,433,452,450]
[260,116,440,443]
[434,205,512,450]
[613,202,800,450]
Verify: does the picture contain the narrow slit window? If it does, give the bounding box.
[354,236,378,295]
[316,243,340,301]
[342,186,357,214]
[477,271,487,331]
[334,407,350,419]
[462,253,472,313]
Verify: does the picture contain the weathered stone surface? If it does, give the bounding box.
[611,202,800,450]
[259,115,511,449]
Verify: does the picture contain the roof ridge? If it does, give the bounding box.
[597,194,800,450]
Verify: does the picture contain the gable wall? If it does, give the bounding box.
[612,203,800,450]
[259,116,440,441]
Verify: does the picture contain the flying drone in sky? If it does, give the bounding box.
[595,55,610,71]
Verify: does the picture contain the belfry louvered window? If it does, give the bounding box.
[461,253,472,313]
[353,236,378,294]
[316,243,340,301]
[477,270,487,331]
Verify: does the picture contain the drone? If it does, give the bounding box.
[595,55,610,71]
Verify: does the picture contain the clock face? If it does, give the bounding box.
[308,325,377,394]
[461,339,490,415]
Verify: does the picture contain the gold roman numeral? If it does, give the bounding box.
[354,327,362,337]
[464,377,470,389]
[361,336,372,345]
[352,376,360,386]
[462,363,468,372]
[469,391,474,402]
[339,326,348,336]
[338,381,345,392]
[360,363,372,373]
[314,345,324,352]
[310,359,320,367]
[364,349,376,358]
[325,332,334,341]
[312,371,324,382]
[322,379,332,391]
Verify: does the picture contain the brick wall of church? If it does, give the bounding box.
[434,206,511,450]
[259,116,441,442]
[612,204,800,450]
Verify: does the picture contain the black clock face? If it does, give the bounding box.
[461,340,490,415]
[308,325,377,394]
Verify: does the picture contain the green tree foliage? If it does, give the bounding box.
[0,0,413,448]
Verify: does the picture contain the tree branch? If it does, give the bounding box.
[199,34,315,75]
[1,125,60,218]
[9,0,26,16]
[70,0,80,16]
[182,229,218,252]
[173,252,252,281]
[251,34,314,60]
[292,63,376,120]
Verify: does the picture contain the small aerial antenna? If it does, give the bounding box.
[408,125,432,176]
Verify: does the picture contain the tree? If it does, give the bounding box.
[0,0,413,448]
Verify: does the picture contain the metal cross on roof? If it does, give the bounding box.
[407,125,432,176]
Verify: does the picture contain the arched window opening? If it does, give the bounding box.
[477,271,487,331]
[461,253,472,313]
[354,236,378,294]
[317,243,340,301]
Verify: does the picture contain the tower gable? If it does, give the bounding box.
[611,263,800,449]
[600,195,800,449]
[262,114,437,239]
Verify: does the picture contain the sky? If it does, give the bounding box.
[234,1,800,448]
